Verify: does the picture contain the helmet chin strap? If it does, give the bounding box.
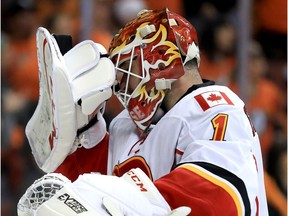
[155,78,177,90]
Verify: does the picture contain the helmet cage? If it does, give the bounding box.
[113,41,167,132]
[113,44,147,108]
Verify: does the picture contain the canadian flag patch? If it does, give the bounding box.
[194,91,234,111]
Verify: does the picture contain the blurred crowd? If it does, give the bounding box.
[1,0,287,215]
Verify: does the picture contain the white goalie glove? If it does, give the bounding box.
[17,169,191,216]
[25,27,115,173]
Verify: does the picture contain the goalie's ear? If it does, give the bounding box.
[53,34,73,55]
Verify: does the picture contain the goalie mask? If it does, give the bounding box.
[109,8,200,133]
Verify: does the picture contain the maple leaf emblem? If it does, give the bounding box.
[207,93,222,102]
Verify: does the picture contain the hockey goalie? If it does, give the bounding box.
[18,8,268,216]
[17,27,189,216]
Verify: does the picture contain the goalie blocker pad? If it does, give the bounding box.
[36,173,161,216]
[35,169,191,216]
[26,27,115,173]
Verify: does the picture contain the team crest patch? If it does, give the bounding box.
[194,91,234,111]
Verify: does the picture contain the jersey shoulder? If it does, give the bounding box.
[168,85,244,118]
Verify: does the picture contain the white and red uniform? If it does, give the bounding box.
[55,81,268,215]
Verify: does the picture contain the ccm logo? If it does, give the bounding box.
[127,170,148,192]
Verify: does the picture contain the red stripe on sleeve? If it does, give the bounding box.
[55,133,109,181]
[154,166,240,215]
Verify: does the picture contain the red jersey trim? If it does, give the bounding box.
[112,156,152,180]
[175,148,184,155]
[179,164,244,216]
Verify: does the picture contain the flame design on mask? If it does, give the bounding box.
[130,22,180,102]
[136,85,165,102]
[111,22,181,68]
[111,21,181,131]
[141,23,180,69]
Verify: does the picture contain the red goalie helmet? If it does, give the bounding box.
[109,8,200,133]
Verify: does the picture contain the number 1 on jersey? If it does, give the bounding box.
[211,113,228,141]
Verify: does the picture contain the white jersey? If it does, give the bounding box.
[108,83,268,215]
